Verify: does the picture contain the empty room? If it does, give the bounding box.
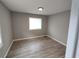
[0,0,79,58]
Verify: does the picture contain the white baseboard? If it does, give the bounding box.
[4,41,13,58]
[13,35,47,42]
[11,35,66,46]
[4,35,46,58]
[4,35,66,57]
[47,35,66,46]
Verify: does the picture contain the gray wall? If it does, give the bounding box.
[48,11,70,45]
[0,2,12,57]
[12,12,48,39]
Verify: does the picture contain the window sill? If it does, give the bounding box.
[29,29,42,31]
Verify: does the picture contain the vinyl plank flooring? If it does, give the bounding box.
[6,36,66,58]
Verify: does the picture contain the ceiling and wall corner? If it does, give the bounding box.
[0,1,10,11]
[1,0,72,15]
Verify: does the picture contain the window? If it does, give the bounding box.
[29,17,42,30]
[0,26,2,48]
[0,27,1,44]
[0,37,1,44]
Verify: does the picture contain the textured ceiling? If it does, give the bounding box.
[1,0,72,15]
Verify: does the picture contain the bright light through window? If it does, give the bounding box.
[0,36,2,48]
[29,17,42,30]
[0,35,1,44]
[0,26,2,48]
[0,39,1,44]
[0,27,1,44]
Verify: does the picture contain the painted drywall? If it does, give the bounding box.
[12,12,48,39]
[0,2,12,57]
[65,0,79,58]
[75,32,79,57]
[48,11,70,45]
[1,0,72,15]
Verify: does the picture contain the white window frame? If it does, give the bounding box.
[29,17,42,30]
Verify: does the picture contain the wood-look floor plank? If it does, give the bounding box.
[6,36,66,58]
